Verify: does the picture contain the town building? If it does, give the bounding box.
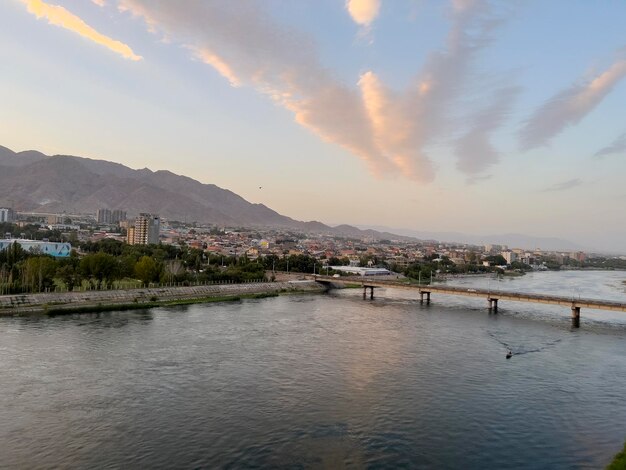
[501,250,518,264]
[0,238,71,257]
[0,207,15,223]
[111,209,127,224]
[97,208,112,224]
[330,266,394,276]
[128,213,160,245]
[98,208,127,224]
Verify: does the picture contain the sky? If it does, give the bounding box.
[1,0,625,252]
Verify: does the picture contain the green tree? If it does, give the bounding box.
[486,255,507,266]
[79,252,119,289]
[20,257,57,292]
[134,256,161,286]
[56,264,81,291]
[510,261,532,271]
[0,241,28,268]
[404,262,435,283]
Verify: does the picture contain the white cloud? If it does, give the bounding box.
[594,131,626,158]
[346,0,381,27]
[455,86,520,175]
[520,55,626,150]
[466,174,492,185]
[541,178,583,193]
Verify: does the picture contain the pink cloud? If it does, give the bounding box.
[118,0,503,182]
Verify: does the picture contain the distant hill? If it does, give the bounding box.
[0,145,412,241]
[358,226,587,252]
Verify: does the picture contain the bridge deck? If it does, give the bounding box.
[313,275,626,313]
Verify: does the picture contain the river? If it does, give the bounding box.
[1,270,625,468]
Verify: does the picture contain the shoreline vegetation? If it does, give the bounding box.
[46,292,280,316]
[2,234,625,299]
[608,441,626,469]
[0,280,324,317]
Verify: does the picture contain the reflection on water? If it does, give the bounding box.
[0,271,625,469]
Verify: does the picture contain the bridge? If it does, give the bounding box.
[311,275,626,328]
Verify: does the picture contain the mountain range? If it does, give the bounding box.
[0,145,587,251]
[357,226,588,252]
[0,145,410,240]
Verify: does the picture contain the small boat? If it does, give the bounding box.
[506,350,512,359]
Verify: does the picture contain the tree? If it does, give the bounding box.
[79,252,119,288]
[404,262,435,283]
[359,255,377,267]
[510,261,532,271]
[163,259,186,283]
[20,257,57,292]
[327,257,342,266]
[134,256,161,286]
[56,264,81,291]
[486,255,507,266]
[0,241,28,268]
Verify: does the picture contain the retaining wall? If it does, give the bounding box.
[0,281,324,315]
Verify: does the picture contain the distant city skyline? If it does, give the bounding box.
[1,0,625,252]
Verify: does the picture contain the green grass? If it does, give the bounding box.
[502,271,525,277]
[607,441,626,470]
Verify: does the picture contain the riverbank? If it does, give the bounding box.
[608,441,626,469]
[0,280,325,316]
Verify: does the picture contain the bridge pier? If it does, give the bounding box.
[571,305,581,328]
[312,276,626,328]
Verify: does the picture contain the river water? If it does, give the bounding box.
[1,271,625,469]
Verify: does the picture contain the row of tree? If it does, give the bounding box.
[0,240,332,294]
[4,233,623,294]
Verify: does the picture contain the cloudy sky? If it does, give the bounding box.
[1,0,625,251]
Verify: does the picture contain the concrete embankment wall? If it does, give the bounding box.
[0,281,324,316]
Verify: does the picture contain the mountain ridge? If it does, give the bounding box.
[0,145,590,251]
[357,226,589,252]
[0,145,414,241]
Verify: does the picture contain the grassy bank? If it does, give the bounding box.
[607,441,626,469]
[45,292,281,316]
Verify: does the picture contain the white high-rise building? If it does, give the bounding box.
[501,250,518,264]
[0,208,15,223]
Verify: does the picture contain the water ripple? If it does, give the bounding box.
[1,275,625,468]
